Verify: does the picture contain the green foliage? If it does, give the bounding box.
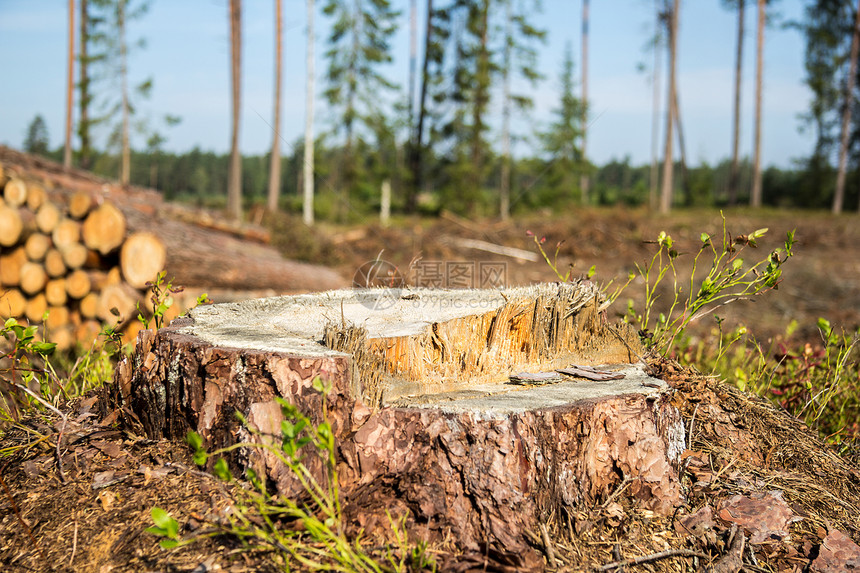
[322,0,400,217]
[537,43,585,204]
[145,507,188,549]
[0,316,117,431]
[165,377,435,571]
[622,216,795,355]
[23,114,51,157]
[1,318,58,415]
[136,271,184,331]
[679,319,860,454]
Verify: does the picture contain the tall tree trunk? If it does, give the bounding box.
[408,0,434,213]
[649,0,661,211]
[659,0,679,214]
[119,0,130,185]
[78,0,91,171]
[750,0,765,208]
[267,0,283,212]
[408,0,417,132]
[227,0,243,221]
[499,0,512,220]
[470,0,490,215]
[580,0,590,204]
[728,0,745,206]
[673,89,691,204]
[64,0,75,169]
[303,0,315,226]
[835,0,860,214]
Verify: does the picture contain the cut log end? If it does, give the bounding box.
[0,204,23,247]
[82,202,126,254]
[120,232,166,289]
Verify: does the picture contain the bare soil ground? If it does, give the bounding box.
[2,207,859,572]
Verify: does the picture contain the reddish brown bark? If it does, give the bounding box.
[112,287,685,561]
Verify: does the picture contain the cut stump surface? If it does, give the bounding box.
[114,282,686,562]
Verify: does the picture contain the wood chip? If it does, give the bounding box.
[509,371,564,385]
[556,364,626,381]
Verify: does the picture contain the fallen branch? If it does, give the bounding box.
[595,548,709,571]
[440,235,539,262]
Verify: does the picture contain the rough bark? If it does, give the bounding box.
[113,284,685,560]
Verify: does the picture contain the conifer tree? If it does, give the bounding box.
[538,44,584,204]
[322,0,399,217]
[498,0,545,218]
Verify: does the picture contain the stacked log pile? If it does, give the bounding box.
[0,146,346,351]
[0,174,169,350]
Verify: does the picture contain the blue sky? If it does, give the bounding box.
[0,0,812,168]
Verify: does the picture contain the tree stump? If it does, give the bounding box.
[113,281,685,562]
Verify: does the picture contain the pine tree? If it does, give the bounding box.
[538,43,584,204]
[322,0,399,218]
[88,0,154,185]
[407,0,449,211]
[432,0,495,215]
[801,0,860,212]
[24,115,51,157]
[498,0,545,219]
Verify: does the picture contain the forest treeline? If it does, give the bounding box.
[28,143,841,215]
[26,0,860,221]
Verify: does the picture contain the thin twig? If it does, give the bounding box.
[594,548,709,571]
[606,325,655,375]
[55,415,68,483]
[538,522,557,567]
[70,513,78,565]
[601,476,633,509]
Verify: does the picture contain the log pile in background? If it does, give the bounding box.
[0,175,171,350]
[0,145,347,351]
